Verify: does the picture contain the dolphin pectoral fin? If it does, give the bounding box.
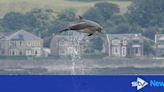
[88,33,93,36]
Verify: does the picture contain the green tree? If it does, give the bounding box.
[110,23,132,34]
[24,8,56,47]
[142,27,160,40]
[109,23,142,34]
[110,14,127,25]
[25,8,56,35]
[83,7,103,23]
[57,8,77,22]
[84,2,119,23]
[88,37,103,51]
[94,2,120,20]
[144,40,155,56]
[48,20,67,36]
[127,0,164,27]
[2,12,25,31]
[0,19,4,32]
[49,8,77,34]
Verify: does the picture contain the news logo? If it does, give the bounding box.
[131,77,148,90]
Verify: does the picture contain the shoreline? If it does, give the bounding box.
[0,57,164,73]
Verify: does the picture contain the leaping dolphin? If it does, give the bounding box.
[60,16,103,36]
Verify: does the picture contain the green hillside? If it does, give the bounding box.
[0,0,131,17]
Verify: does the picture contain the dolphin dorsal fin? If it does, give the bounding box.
[79,16,84,21]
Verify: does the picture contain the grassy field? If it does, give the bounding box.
[0,0,131,17]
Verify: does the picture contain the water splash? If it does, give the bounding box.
[66,34,85,75]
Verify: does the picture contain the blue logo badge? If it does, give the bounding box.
[131,77,148,90]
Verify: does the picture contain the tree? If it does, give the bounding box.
[142,27,160,40]
[0,19,4,32]
[144,40,155,56]
[57,8,77,22]
[25,8,56,35]
[49,8,77,34]
[84,2,119,23]
[110,14,128,25]
[110,23,132,34]
[2,9,57,47]
[94,2,120,20]
[127,0,164,27]
[104,14,142,34]
[2,12,25,31]
[48,20,67,34]
[87,36,103,51]
[83,7,103,23]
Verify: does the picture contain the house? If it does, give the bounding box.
[0,30,43,56]
[50,32,85,56]
[106,33,144,57]
[155,34,164,57]
[0,32,12,55]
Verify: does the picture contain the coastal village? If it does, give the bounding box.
[0,0,163,75]
[0,29,163,59]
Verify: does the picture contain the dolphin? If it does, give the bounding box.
[60,16,103,36]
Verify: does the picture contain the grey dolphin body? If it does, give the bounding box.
[60,16,103,36]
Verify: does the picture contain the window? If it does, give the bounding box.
[115,48,118,53]
[158,40,164,45]
[28,42,31,46]
[38,42,40,46]
[59,48,65,55]
[112,39,120,45]
[10,49,17,56]
[34,41,37,46]
[122,47,126,56]
[16,41,21,46]
[26,50,32,56]
[10,41,16,47]
[35,51,38,55]
[122,40,127,45]
[37,41,40,46]
[12,51,15,55]
[59,40,65,46]
[32,41,34,46]
[112,47,120,55]
[134,48,139,54]
[133,40,140,44]
[20,41,22,46]
[19,51,22,56]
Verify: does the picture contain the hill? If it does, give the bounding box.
[0,0,131,18]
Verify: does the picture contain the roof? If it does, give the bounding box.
[5,30,42,41]
[0,32,13,39]
[156,34,164,40]
[106,33,142,40]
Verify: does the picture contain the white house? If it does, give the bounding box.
[0,30,43,57]
[106,33,144,57]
